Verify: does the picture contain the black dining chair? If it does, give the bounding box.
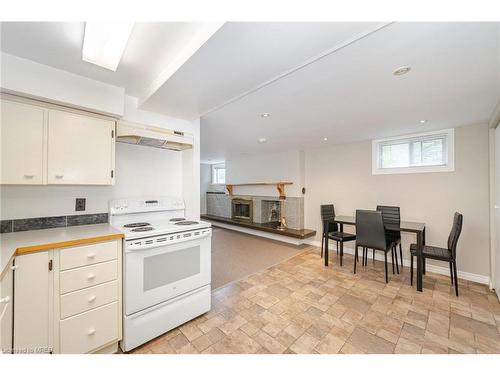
[320,204,356,266]
[320,204,337,258]
[410,212,463,296]
[377,205,403,272]
[354,210,396,283]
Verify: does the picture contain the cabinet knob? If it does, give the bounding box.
[88,295,96,303]
[87,274,96,280]
[87,328,96,336]
[55,174,64,179]
[0,296,10,304]
[23,174,35,178]
[87,253,96,259]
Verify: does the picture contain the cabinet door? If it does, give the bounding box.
[14,252,51,353]
[0,259,14,353]
[47,110,115,185]
[0,100,45,184]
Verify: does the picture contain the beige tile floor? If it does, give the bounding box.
[130,243,500,354]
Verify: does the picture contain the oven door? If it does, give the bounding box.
[124,232,211,315]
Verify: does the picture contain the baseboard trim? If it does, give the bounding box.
[303,239,490,285]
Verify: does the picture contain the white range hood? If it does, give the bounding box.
[116,121,193,151]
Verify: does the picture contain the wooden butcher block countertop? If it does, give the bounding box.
[0,224,124,275]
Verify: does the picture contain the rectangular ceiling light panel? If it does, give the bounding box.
[82,22,134,71]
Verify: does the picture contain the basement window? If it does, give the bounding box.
[372,128,454,175]
[211,163,226,184]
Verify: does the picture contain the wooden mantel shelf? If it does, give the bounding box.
[225,182,293,199]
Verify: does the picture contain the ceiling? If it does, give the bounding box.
[1,22,499,163]
[139,22,388,118]
[200,22,500,162]
[0,21,220,98]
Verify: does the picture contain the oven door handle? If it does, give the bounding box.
[125,230,211,252]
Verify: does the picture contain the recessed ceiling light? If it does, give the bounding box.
[82,22,135,71]
[419,119,427,124]
[261,113,270,118]
[393,66,411,76]
[323,137,328,141]
[258,138,267,144]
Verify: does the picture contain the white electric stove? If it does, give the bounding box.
[109,197,212,352]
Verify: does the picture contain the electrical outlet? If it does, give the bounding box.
[75,198,86,211]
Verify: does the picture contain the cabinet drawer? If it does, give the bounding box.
[60,302,119,354]
[60,260,117,294]
[60,241,118,270]
[60,280,118,319]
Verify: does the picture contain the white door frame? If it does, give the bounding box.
[489,102,500,299]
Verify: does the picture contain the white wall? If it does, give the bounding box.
[0,143,183,218]
[122,95,201,219]
[0,59,201,219]
[200,164,211,214]
[304,123,490,278]
[182,121,201,220]
[0,52,125,117]
[200,163,226,214]
[225,150,305,197]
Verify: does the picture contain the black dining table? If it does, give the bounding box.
[324,215,426,292]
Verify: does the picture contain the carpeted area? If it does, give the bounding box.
[211,227,310,290]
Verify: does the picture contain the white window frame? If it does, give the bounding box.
[211,163,226,185]
[372,128,455,175]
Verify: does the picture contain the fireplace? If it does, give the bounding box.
[261,200,281,224]
[231,198,253,222]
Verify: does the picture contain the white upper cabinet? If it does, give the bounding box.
[0,97,115,186]
[1,100,46,184]
[47,110,115,185]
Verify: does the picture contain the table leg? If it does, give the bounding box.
[339,223,344,266]
[324,221,329,267]
[416,230,423,292]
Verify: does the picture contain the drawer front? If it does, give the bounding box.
[60,260,118,294]
[60,280,118,319]
[60,241,118,270]
[60,302,119,354]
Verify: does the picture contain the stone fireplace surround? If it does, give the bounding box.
[206,193,304,230]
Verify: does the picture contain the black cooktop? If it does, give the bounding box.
[124,222,151,228]
[174,221,199,226]
[130,227,154,232]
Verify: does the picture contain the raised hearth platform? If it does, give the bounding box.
[201,214,316,245]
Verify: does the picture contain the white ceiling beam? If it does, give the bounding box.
[137,22,224,108]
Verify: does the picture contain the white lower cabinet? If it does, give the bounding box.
[10,240,122,354]
[60,302,119,354]
[59,260,118,294]
[0,259,14,353]
[13,251,51,353]
[60,280,118,319]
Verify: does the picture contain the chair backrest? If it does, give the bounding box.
[447,212,463,258]
[376,205,401,240]
[355,210,387,250]
[320,204,338,232]
[376,205,401,228]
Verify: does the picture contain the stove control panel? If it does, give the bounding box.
[109,197,185,215]
[125,228,212,251]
